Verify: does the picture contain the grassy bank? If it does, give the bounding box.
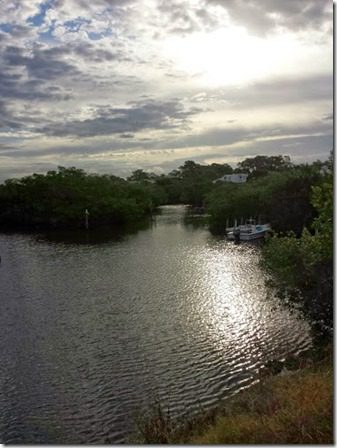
[134,349,333,444]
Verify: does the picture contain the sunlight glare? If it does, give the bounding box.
[163,27,313,87]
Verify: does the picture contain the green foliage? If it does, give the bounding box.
[261,166,333,336]
[154,175,182,204]
[152,161,233,206]
[125,161,226,206]
[0,155,331,240]
[207,164,324,234]
[205,154,333,335]
[0,167,154,229]
[236,154,293,179]
[127,169,158,182]
[310,175,333,260]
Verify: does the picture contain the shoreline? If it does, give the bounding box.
[133,345,333,444]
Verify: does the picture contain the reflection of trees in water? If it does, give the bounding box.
[184,205,209,229]
[34,219,152,246]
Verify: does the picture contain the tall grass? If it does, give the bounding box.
[133,349,333,444]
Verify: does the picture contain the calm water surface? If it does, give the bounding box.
[0,205,310,443]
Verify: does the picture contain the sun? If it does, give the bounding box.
[162,26,321,88]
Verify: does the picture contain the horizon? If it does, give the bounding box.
[0,152,331,184]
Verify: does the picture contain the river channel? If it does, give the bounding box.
[0,205,311,443]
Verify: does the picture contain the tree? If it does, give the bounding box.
[236,155,292,179]
[206,163,325,235]
[0,167,156,229]
[261,163,333,338]
[127,169,155,182]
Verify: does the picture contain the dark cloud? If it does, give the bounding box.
[71,42,129,63]
[0,39,132,108]
[0,100,24,130]
[0,143,15,152]
[119,133,135,138]
[37,99,200,137]
[3,45,79,80]
[0,67,71,103]
[0,43,77,108]
[0,24,35,42]
[207,0,332,34]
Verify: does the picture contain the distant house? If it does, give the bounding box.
[212,173,248,184]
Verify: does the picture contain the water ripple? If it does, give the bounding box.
[0,206,311,443]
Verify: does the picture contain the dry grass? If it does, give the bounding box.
[133,351,333,444]
[191,362,333,444]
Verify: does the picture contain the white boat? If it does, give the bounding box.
[226,218,271,241]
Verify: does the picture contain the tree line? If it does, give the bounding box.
[0,154,330,232]
[0,167,157,229]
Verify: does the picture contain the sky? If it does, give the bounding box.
[0,0,333,181]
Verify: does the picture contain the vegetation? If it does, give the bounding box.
[190,358,333,444]
[261,154,333,338]
[0,160,234,228]
[133,347,332,444]
[0,154,328,233]
[236,154,293,179]
[0,167,161,229]
[127,160,233,206]
[206,162,327,235]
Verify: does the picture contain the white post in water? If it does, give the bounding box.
[234,218,237,227]
[85,209,89,229]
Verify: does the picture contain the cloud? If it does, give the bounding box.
[36,99,200,137]
[3,44,80,80]
[154,119,333,152]
[155,1,205,35]
[0,70,70,102]
[196,74,333,109]
[0,142,15,152]
[0,1,42,25]
[222,133,333,162]
[2,118,331,159]
[0,0,332,182]
[0,42,77,108]
[0,99,28,130]
[207,0,332,34]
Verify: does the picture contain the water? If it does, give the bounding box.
[0,205,310,443]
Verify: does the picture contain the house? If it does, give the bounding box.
[212,173,248,184]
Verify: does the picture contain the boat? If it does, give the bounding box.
[226,218,271,241]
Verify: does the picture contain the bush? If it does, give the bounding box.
[261,163,333,338]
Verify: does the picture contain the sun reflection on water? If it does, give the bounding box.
[191,240,304,378]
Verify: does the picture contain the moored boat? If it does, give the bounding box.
[226,218,271,241]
